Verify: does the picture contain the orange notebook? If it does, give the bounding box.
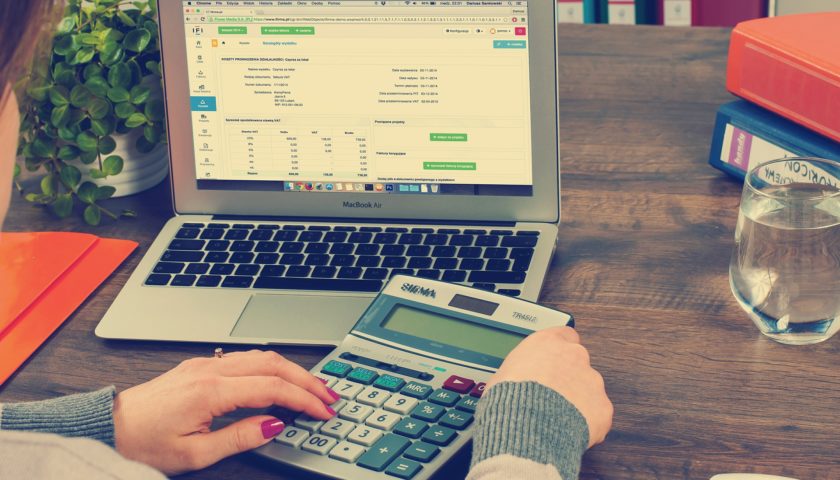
[0,232,137,385]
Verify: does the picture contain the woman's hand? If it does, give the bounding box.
[113,350,340,475]
[486,326,613,448]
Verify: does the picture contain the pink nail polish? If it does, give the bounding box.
[317,377,328,384]
[326,405,337,417]
[327,387,341,402]
[261,419,285,439]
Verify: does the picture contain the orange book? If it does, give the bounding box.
[726,12,840,144]
[0,232,137,384]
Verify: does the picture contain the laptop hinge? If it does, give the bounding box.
[210,214,517,227]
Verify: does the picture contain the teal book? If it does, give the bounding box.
[556,0,598,23]
[598,0,657,24]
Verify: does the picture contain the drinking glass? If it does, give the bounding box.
[729,157,840,345]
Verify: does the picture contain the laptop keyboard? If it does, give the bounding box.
[145,223,539,297]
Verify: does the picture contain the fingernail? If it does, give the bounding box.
[261,419,285,439]
[326,405,337,417]
[326,387,341,402]
[317,377,328,384]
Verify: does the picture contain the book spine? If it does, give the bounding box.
[726,26,840,143]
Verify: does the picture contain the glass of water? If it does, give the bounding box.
[729,157,840,345]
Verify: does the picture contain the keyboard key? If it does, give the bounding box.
[257,224,280,230]
[347,367,378,385]
[161,250,204,262]
[468,271,526,284]
[490,229,512,235]
[501,235,538,247]
[441,270,467,282]
[381,244,406,256]
[207,223,230,229]
[204,240,230,251]
[323,231,348,243]
[182,222,205,228]
[455,396,480,413]
[373,233,398,244]
[463,229,487,235]
[320,418,355,439]
[416,270,440,280]
[475,235,499,247]
[428,389,460,407]
[423,234,448,246]
[403,442,440,463]
[509,247,535,259]
[210,264,235,275]
[410,402,445,422]
[233,224,254,229]
[307,225,331,231]
[294,415,325,433]
[348,232,373,243]
[363,268,388,280]
[279,254,305,265]
[357,434,410,472]
[171,274,196,287]
[433,258,458,270]
[407,257,432,269]
[373,374,406,392]
[279,242,304,253]
[457,247,481,258]
[473,283,496,292]
[356,256,381,267]
[355,244,380,255]
[248,230,273,241]
[312,266,337,278]
[458,258,484,270]
[204,251,229,263]
[221,276,254,288]
[333,380,364,400]
[230,252,254,264]
[401,382,433,399]
[199,229,224,240]
[299,231,324,242]
[273,230,299,242]
[334,226,357,232]
[286,265,311,277]
[390,268,416,278]
[365,410,401,431]
[275,426,309,447]
[195,275,222,287]
[483,248,508,259]
[443,375,476,394]
[336,267,361,279]
[431,246,456,257]
[486,259,511,271]
[282,224,305,230]
[254,253,279,264]
[398,234,422,245]
[393,418,429,439]
[145,273,171,286]
[359,226,382,232]
[499,289,522,297]
[329,441,366,463]
[449,235,473,246]
[253,277,383,292]
[153,262,184,274]
[185,263,210,274]
[421,425,457,446]
[260,265,286,277]
[439,410,473,430]
[305,243,329,254]
[385,227,408,233]
[230,241,255,252]
[383,257,407,268]
[411,227,434,234]
[386,458,423,479]
[301,434,338,455]
[383,395,419,415]
[517,230,540,236]
[357,386,391,408]
[347,425,384,446]
[338,402,374,423]
[438,228,461,234]
[255,241,279,253]
[406,245,430,257]
[321,360,353,377]
[224,229,248,240]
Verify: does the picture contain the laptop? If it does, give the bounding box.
[95,0,561,346]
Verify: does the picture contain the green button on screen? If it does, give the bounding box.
[261,26,315,35]
[218,26,247,34]
[430,133,468,142]
[423,162,476,171]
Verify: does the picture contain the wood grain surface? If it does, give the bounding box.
[2,24,838,480]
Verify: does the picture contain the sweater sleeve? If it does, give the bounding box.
[467,381,589,480]
[0,386,117,447]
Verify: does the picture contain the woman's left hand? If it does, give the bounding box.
[113,349,340,475]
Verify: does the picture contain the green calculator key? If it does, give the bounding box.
[320,360,352,378]
[373,374,405,392]
[346,367,379,385]
[401,382,433,399]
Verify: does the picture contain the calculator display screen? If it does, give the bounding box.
[381,305,526,358]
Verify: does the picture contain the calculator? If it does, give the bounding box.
[255,275,573,479]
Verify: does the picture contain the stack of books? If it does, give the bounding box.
[708,12,840,181]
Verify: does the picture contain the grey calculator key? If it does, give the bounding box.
[317,376,338,388]
[347,425,384,446]
[330,399,347,413]
[410,402,445,422]
[357,386,391,408]
[385,457,423,479]
[328,441,366,463]
[428,388,460,407]
[365,409,401,431]
[274,426,309,448]
[339,402,374,423]
[294,415,325,433]
[383,394,419,415]
[320,417,355,439]
[403,442,440,463]
[333,380,364,400]
[455,396,479,413]
[301,434,338,455]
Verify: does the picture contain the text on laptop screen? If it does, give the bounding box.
[183,1,532,196]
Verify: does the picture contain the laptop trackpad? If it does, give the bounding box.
[230,294,371,346]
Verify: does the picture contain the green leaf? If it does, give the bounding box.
[145,60,161,77]
[79,151,98,164]
[125,112,147,128]
[99,41,124,66]
[56,16,77,34]
[95,185,117,200]
[26,83,52,102]
[53,35,77,56]
[115,102,135,119]
[58,126,79,143]
[49,86,70,106]
[87,97,110,119]
[91,117,115,137]
[60,164,82,189]
[83,63,103,81]
[103,155,124,175]
[52,193,74,218]
[98,135,117,154]
[67,108,86,127]
[84,204,102,225]
[107,86,130,103]
[77,181,97,203]
[117,10,136,27]
[13,163,20,179]
[129,85,151,105]
[57,145,80,161]
[73,47,96,65]
[54,70,77,88]
[25,193,53,205]
[76,131,99,153]
[123,28,152,53]
[70,85,93,108]
[89,168,108,179]
[144,99,165,122]
[50,104,71,127]
[41,174,57,196]
[143,124,161,144]
[107,62,131,88]
[84,76,110,97]
[32,134,56,158]
[78,33,101,46]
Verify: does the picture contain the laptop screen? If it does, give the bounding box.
[182,0,532,197]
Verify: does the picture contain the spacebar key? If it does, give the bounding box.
[253,277,383,292]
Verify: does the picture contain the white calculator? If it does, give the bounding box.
[255,275,574,479]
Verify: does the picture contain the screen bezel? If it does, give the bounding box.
[156,0,560,223]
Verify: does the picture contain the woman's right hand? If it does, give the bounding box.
[485,326,613,448]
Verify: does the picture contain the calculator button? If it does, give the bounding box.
[357,386,391,408]
[293,415,325,433]
[443,375,475,394]
[338,402,374,423]
[470,382,486,398]
[347,425,384,446]
[317,376,338,388]
[301,434,338,455]
[421,425,457,446]
[393,418,429,439]
[357,434,411,472]
[365,409,401,431]
[403,442,440,463]
[320,360,353,378]
[455,396,480,413]
[333,380,364,400]
[439,410,473,430]
[347,367,379,385]
[428,389,460,407]
[410,402,445,422]
[330,399,348,413]
[373,374,406,392]
[274,426,309,448]
[328,441,366,463]
[401,382,433,399]
[385,457,423,479]
[383,395,419,415]
[320,418,355,439]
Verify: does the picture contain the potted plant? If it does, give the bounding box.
[15,0,167,225]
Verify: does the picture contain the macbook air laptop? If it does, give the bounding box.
[96,0,561,346]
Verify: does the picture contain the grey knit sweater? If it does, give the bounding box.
[0,381,588,479]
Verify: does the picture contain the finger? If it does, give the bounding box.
[216,376,336,420]
[554,326,581,344]
[185,415,284,471]
[211,350,339,405]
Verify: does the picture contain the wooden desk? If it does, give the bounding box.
[2,25,838,480]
